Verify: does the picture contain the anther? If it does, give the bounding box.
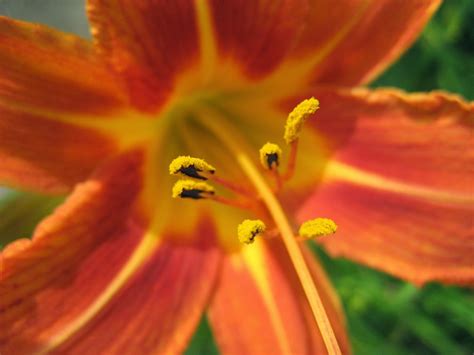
[284,97,319,144]
[259,142,282,170]
[237,219,266,244]
[299,218,337,238]
[169,156,215,180]
[172,179,215,199]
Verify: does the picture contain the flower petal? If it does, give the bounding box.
[288,0,441,85]
[207,0,308,78]
[0,107,118,193]
[53,224,220,355]
[298,182,473,286]
[0,17,129,193]
[87,0,202,111]
[292,88,474,285]
[1,151,221,354]
[0,16,126,114]
[87,0,308,110]
[309,88,474,194]
[208,240,350,355]
[1,151,143,351]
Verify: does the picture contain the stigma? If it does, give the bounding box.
[169,156,215,180]
[299,218,337,238]
[284,97,319,144]
[237,219,266,244]
[172,179,215,199]
[259,142,282,170]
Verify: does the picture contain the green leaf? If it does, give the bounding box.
[185,316,219,355]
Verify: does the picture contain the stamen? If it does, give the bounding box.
[170,156,252,195]
[282,98,319,181]
[259,142,283,191]
[237,153,341,355]
[197,109,341,355]
[299,218,337,238]
[172,179,215,199]
[237,219,266,244]
[169,156,215,180]
[259,142,282,170]
[284,97,319,145]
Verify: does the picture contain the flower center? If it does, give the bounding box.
[168,98,341,355]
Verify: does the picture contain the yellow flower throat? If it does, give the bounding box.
[169,98,341,355]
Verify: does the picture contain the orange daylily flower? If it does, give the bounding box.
[1,0,473,354]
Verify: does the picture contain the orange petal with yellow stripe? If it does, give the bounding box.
[289,0,441,85]
[291,87,474,285]
[208,240,350,354]
[299,182,473,286]
[0,16,126,114]
[86,0,309,110]
[0,151,221,354]
[0,17,129,193]
[0,107,119,194]
[87,0,202,111]
[54,224,220,355]
[308,88,474,195]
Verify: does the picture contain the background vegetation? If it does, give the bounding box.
[0,1,472,354]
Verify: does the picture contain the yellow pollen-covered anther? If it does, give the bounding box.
[259,142,282,170]
[284,97,320,144]
[237,219,266,244]
[172,179,215,200]
[299,218,337,238]
[169,156,216,180]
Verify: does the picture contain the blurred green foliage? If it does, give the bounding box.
[373,0,474,100]
[0,0,472,354]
